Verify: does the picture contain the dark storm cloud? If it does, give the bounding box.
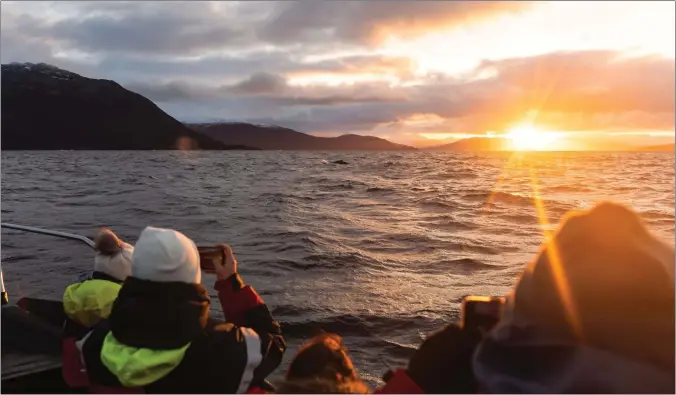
[259,1,529,46]
[8,1,265,56]
[125,73,406,106]
[47,17,241,55]
[2,1,527,57]
[1,0,420,84]
[0,0,510,81]
[98,53,417,86]
[123,81,206,102]
[231,72,288,94]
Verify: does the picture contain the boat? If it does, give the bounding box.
[1,223,92,393]
[1,223,277,393]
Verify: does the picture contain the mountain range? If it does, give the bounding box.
[1,63,245,150]
[1,63,413,151]
[424,137,675,152]
[425,137,509,151]
[189,123,415,150]
[1,63,673,152]
[640,144,675,152]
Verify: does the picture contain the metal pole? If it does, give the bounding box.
[1,267,7,306]
[1,223,96,249]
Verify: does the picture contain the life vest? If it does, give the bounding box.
[62,271,122,388]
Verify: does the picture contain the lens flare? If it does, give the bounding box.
[507,125,560,151]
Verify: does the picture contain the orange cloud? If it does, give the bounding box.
[353,1,529,45]
[443,51,676,133]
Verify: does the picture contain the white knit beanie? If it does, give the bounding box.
[94,242,133,281]
[132,226,201,284]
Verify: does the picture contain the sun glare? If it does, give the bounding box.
[506,125,560,151]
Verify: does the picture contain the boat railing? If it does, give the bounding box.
[0,223,96,305]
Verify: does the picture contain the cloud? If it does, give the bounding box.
[231,72,288,94]
[116,49,675,138]
[479,51,675,114]
[259,1,528,46]
[2,1,528,59]
[209,50,675,136]
[6,1,267,56]
[123,81,206,102]
[467,51,676,131]
[1,1,673,144]
[125,72,407,106]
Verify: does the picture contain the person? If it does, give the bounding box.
[274,333,369,394]
[75,226,286,393]
[62,228,134,389]
[376,323,479,394]
[377,201,675,393]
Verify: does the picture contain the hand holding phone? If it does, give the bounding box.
[461,296,504,335]
[197,246,224,274]
[197,244,237,280]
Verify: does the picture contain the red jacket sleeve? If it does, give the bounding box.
[214,273,264,327]
[375,369,424,394]
[215,273,286,391]
[62,337,89,388]
[246,386,269,394]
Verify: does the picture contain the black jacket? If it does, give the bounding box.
[79,276,286,394]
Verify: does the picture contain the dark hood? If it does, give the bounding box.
[108,277,211,349]
[473,203,675,393]
[92,271,123,284]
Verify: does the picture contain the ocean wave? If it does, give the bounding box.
[415,198,456,210]
[1,254,39,263]
[279,313,444,339]
[369,338,417,360]
[255,192,317,203]
[428,171,478,180]
[308,176,369,190]
[385,232,443,246]
[641,210,675,220]
[124,207,163,216]
[544,185,594,193]
[1,150,672,385]
[463,190,536,205]
[423,217,477,231]
[254,228,320,241]
[366,187,394,193]
[433,258,501,271]
[455,242,501,255]
[270,304,323,318]
[496,212,539,224]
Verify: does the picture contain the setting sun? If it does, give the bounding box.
[506,125,561,151]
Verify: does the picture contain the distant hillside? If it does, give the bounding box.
[426,137,509,151]
[425,136,675,152]
[1,63,253,150]
[189,123,416,150]
[638,144,675,152]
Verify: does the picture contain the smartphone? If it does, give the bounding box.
[461,296,505,334]
[197,246,224,274]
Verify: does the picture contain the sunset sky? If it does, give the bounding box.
[1,1,674,148]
